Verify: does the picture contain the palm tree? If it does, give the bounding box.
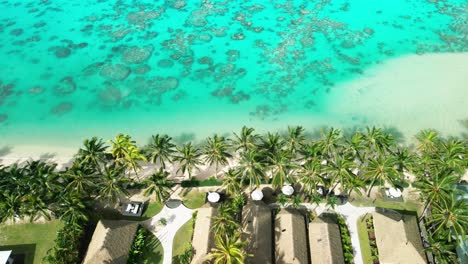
[208,234,247,264]
[76,137,108,173]
[0,193,22,223]
[285,126,306,155]
[413,170,459,221]
[415,129,440,155]
[235,149,265,188]
[298,159,323,196]
[363,156,399,197]
[211,205,239,237]
[325,157,356,196]
[344,131,365,163]
[291,196,303,208]
[222,169,241,196]
[56,192,89,226]
[361,126,394,157]
[174,143,203,178]
[394,147,416,173]
[109,133,147,175]
[319,127,342,160]
[424,234,458,264]
[299,141,323,164]
[63,167,97,196]
[437,139,466,174]
[326,196,339,209]
[427,194,467,244]
[269,151,296,189]
[204,135,232,177]
[145,134,176,169]
[232,126,259,152]
[143,169,174,202]
[96,164,130,203]
[277,194,289,207]
[259,132,284,157]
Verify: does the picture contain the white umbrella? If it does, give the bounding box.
[207,192,220,203]
[389,187,402,198]
[251,190,264,201]
[281,185,294,196]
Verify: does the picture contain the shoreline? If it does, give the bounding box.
[1,53,467,166]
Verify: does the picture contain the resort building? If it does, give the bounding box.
[83,220,139,264]
[242,201,273,264]
[274,209,309,264]
[372,210,426,264]
[191,204,217,264]
[308,213,345,264]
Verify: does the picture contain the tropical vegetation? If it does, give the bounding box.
[0,127,466,263]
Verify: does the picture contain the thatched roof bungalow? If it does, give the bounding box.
[83,220,139,264]
[274,209,309,264]
[308,213,345,264]
[242,201,273,264]
[191,204,217,264]
[372,210,426,264]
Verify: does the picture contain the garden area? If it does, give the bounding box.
[357,214,379,264]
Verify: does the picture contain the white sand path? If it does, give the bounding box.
[141,204,193,264]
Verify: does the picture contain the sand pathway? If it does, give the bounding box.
[141,204,193,264]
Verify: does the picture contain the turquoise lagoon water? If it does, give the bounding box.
[0,0,467,155]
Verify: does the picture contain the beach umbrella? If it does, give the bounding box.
[207,192,220,203]
[251,190,264,201]
[281,185,294,196]
[388,187,402,198]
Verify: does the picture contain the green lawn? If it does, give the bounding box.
[350,192,422,214]
[356,214,373,264]
[143,201,164,218]
[172,218,194,259]
[0,220,61,264]
[182,190,206,209]
[138,231,163,264]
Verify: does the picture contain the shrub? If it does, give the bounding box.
[127,226,150,263]
[181,178,223,187]
[337,215,354,264]
[158,218,167,226]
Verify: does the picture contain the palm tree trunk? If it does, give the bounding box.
[367,176,378,197]
[419,199,432,222]
[328,181,340,197]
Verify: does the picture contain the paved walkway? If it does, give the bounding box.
[303,202,375,264]
[141,204,193,264]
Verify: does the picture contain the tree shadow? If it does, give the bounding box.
[0,244,36,264]
[0,145,12,157]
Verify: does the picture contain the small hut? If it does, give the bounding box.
[308,213,345,264]
[372,210,426,264]
[191,204,217,264]
[242,201,273,264]
[83,220,139,264]
[274,209,308,264]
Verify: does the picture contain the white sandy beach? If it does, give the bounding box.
[327,52,468,140]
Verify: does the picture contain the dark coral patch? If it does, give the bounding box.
[50,102,73,116]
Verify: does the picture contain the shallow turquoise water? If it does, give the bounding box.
[0,0,466,150]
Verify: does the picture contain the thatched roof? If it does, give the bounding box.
[308,213,345,264]
[242,201,273,264]
[191,204,217,264]
[372,211,426,264]
[274,209,309,264]
[83,220,139,264]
